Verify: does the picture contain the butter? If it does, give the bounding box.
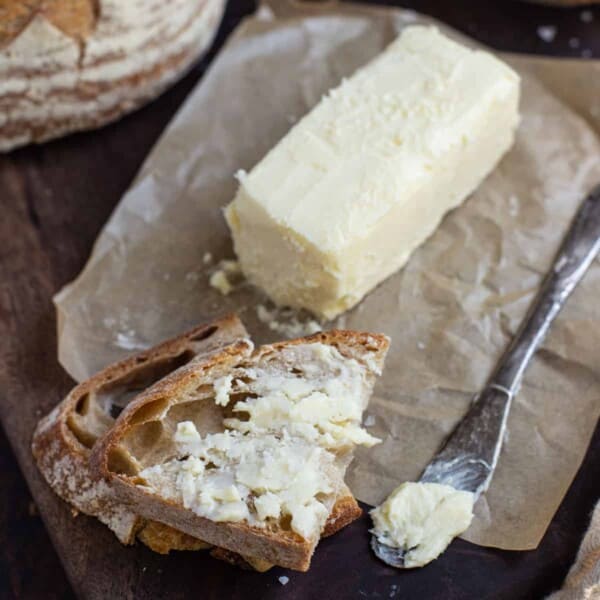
[370,482,475,568]
[224,342,380,449]
[225,26,520,319]
[141,426,335,540]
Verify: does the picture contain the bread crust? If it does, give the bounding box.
[92,330,389,571]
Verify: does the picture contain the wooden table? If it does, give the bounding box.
[1,1,599,598]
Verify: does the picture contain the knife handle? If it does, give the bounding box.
[491,184,600,394]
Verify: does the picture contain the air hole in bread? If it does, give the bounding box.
[129,398,169,426]
[107,447,139,477]
[165,399,225,437]
[68,393,114,449]
[95,350,197,418]
[279,513,293,531]
[66,415,98,449]
[74,393,90,416]
[189,325,218,343]
[130,420,164,451]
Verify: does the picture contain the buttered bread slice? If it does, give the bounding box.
[33,315,361,569]
[93,331,389,571]
[225,26,520,319]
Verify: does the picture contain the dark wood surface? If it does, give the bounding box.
[1,1,600,599]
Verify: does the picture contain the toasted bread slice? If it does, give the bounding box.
[32,314,249,544]
[93,330,389,571]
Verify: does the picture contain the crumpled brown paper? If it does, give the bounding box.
[54,1,600,551]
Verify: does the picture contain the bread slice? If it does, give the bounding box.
[93,330,389,571]
[32,314,362,568]
[32,314,249,544]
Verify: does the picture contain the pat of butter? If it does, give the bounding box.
[225,26,520,319]
[370,482,475,568]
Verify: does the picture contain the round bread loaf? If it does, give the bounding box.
[0,0,226,151]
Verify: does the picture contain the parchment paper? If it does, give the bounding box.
[53,1,600,551]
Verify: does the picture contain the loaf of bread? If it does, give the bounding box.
[0,0,225,152]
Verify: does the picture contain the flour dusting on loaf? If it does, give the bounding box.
[0,0,225,151]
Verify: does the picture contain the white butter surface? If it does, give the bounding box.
[370,482,474,568]
[226,26,520,319]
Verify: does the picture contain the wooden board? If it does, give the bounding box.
[1,1,599,598]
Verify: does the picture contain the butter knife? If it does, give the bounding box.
[372,183,600,568]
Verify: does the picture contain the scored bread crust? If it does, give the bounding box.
[32,313,249,543]
[92,330,389,571]
[0,0,226,152]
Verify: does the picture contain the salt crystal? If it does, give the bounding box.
[278,576,290,586]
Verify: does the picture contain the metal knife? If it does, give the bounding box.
[372,183,600,568]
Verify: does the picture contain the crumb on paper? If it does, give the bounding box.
[115,330,145,351]
[209,259,243,296]
[278,576,290,586]
[580,10,593,23]
[210,270,233,295]
[203,252,213,264]
[364,414,376,427]
[537,25,557,43]
[256,304,322,337]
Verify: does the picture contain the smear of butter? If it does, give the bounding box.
[370,482,474,568]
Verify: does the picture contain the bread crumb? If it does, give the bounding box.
[256,304,322,338]
[278,576,290,586]
[537,26,556,43]
[210,270,233,295]
[209,260,243,296]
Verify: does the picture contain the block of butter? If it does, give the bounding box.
[225,26,520,319]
